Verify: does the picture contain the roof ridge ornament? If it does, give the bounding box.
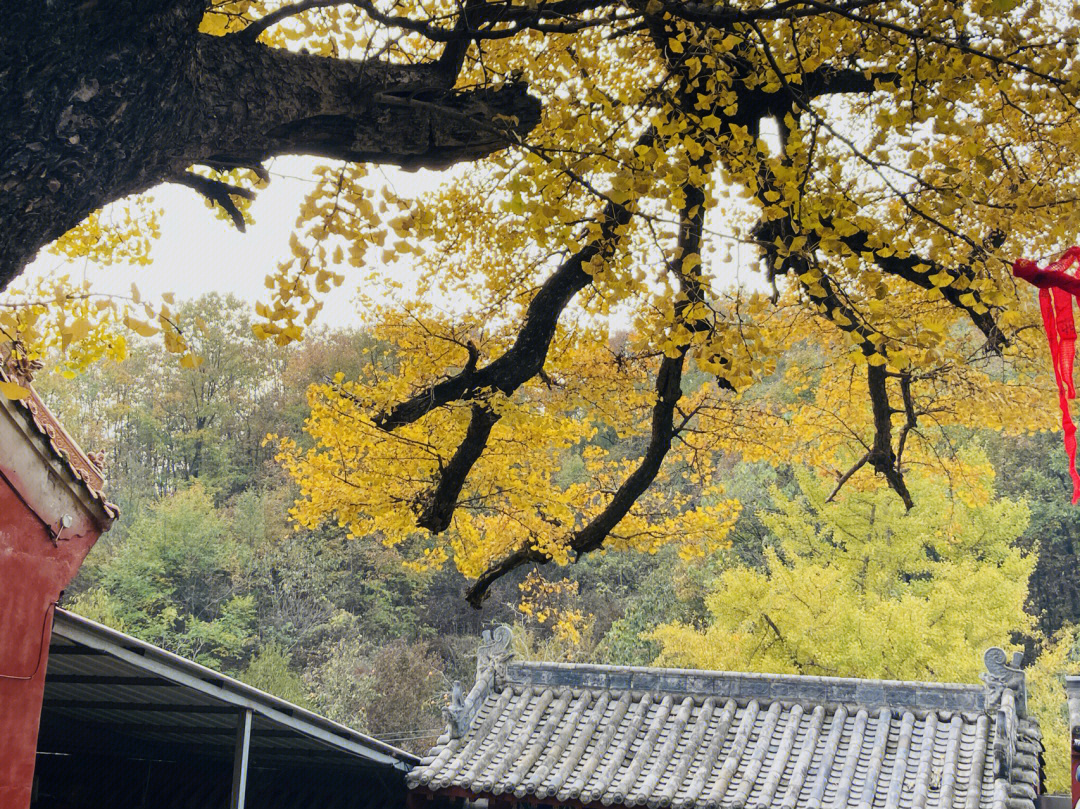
[981,646,1027,715]
[442,626,514,739]
[981,647,1026,781]
[477,624,514,676]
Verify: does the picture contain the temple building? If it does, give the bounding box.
[1,353,416,809]
[1,352,117,808]
[408,628,1042,809]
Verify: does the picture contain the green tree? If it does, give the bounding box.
[70,481,255,669]
[240,643,313,707]
[985,431,1080,639]
[305,632,446,754]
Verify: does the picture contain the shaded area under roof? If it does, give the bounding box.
[34,609,417,809]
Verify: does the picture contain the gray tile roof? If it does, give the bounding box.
[408,631,1041,809]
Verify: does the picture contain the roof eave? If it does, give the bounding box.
[50,608,419,769]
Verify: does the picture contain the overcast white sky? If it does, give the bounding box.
[23,156,445,330]
[21,150,770,332]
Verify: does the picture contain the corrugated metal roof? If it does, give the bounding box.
[43,609,418,770]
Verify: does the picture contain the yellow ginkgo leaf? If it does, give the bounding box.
[0,380,30,400]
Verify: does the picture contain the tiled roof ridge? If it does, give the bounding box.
[0,350,117,523]
[501,659,989,712]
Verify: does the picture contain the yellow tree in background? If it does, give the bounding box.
[648,464,1080,787]
[650,463,1033,680]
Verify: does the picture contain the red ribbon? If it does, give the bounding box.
[1013,246,1080,503]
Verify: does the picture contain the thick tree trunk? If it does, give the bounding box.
[0,0,539,291]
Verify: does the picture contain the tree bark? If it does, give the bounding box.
[0,0,540,291]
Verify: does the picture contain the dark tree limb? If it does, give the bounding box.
[373,128,649,431]
[894,371,918,465]
[465,139,711,606]
[835,229,1007,352]
[202,156,271,183]
[169,171,255,231]
[0,8,540,290]
[372,225,602,428]
[796,266,915,508]
[380,199,627,532]
[760,219,1007,353]
[746,24,1008,353]
[414,403,500,533]
[826,452,870,502]
[654,0,886,27]
[465,350,686,606]
[238,0,350,43]
[865,360,913,508]
[190,35,540,170]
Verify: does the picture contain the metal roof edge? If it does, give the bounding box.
[51,608,419,769]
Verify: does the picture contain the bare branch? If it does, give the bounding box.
[238,0,350,42]
[826,452,870,502]
[169,171,255,231]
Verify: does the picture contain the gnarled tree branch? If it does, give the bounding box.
[1,10,541,290]
[414,403,500,533]
[465,133,713,605]
[465,349,686,606]
[373,131,653,431]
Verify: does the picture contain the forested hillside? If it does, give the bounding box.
[39,294,1080,782]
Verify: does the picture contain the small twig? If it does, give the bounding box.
[238,0,348,42]
[169,172,255,232]
[826,452,870,502]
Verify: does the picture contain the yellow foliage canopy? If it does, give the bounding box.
[650,464,1034,682]
[9,0,1080,596]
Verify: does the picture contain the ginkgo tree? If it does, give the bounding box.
[650,462,1035,681]
[645,464,1080,789]
[274,0,1080,604]
[7,0,1080,603]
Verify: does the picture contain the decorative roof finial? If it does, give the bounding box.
[981,647,1026,780]
[441,626,515,740]
[981,646,1026,715]
[477,624,514,676]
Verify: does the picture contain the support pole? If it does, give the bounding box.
[230,708,253,809]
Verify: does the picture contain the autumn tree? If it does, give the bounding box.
[650,463,1034,680]
[8,1,1080,604]
[271,0,1080,605]
[71,482,257,668]
[33,294,299,501]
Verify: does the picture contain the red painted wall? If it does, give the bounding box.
[0,475,102,809]
[1073,744,1080,808]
